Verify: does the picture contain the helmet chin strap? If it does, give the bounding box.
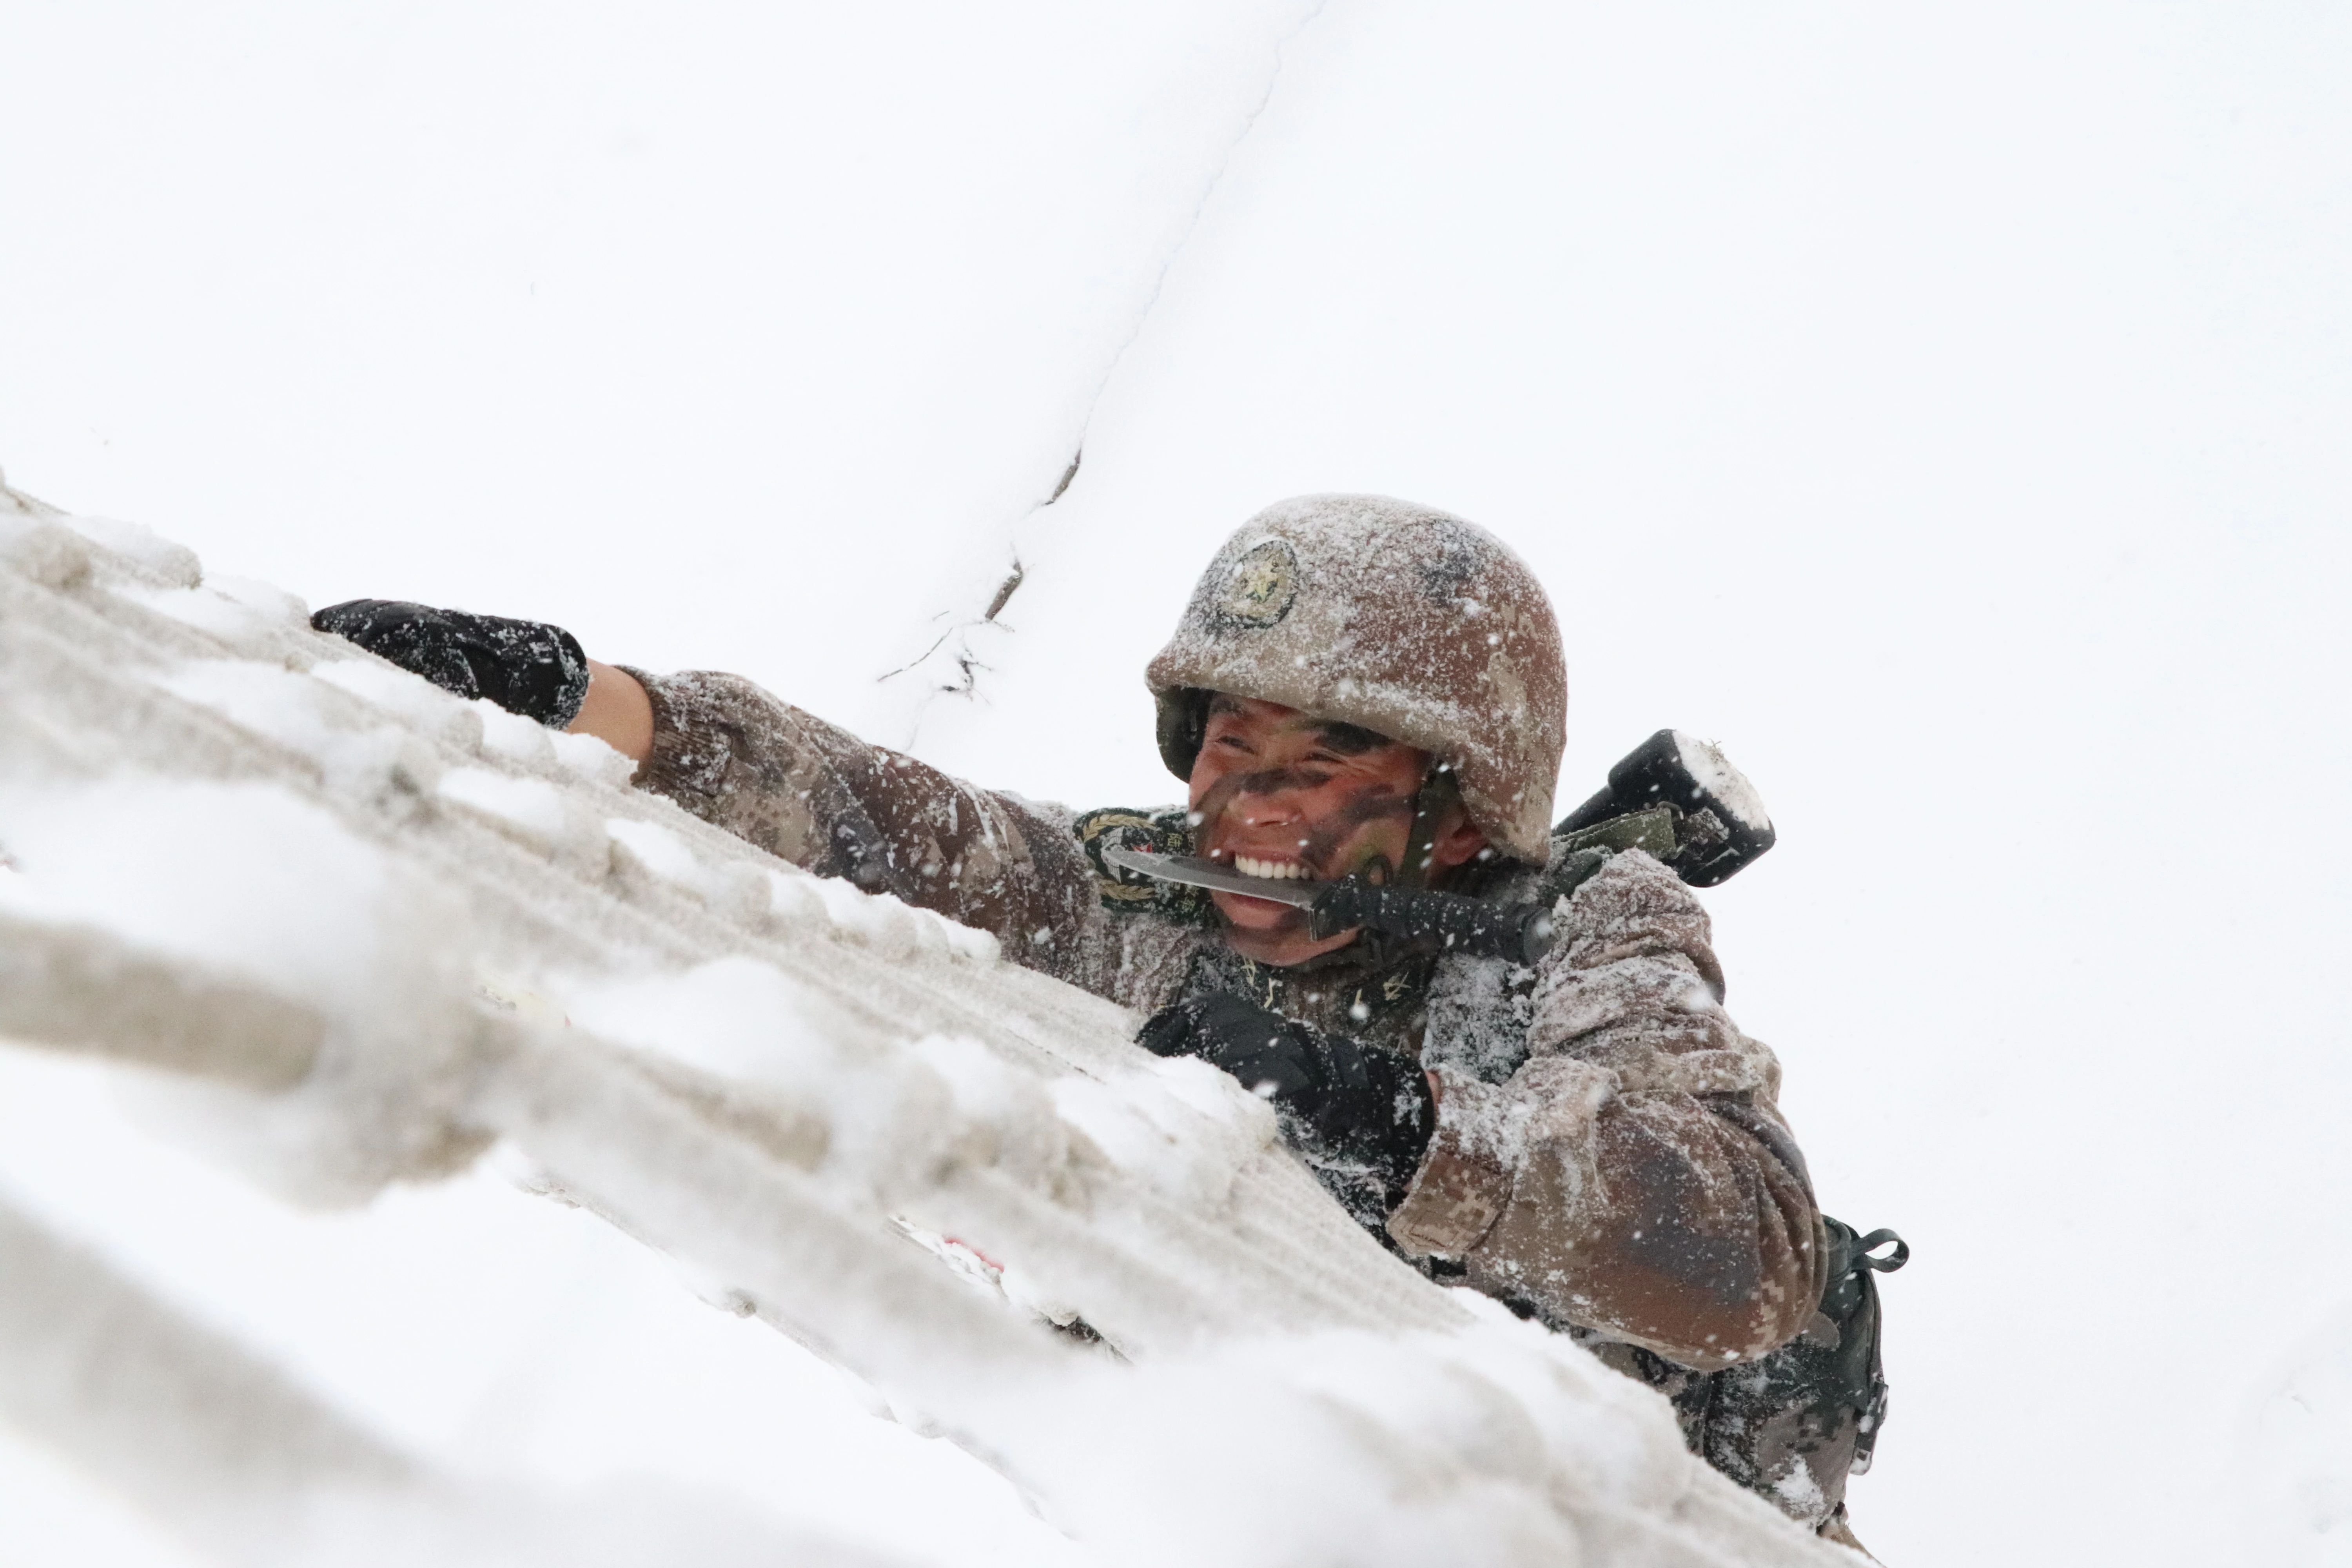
[1396,762,1459,891]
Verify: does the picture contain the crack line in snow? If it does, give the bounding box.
[1061,0,1332,477]
[882,0,1331,735]
[877,557,1026,687]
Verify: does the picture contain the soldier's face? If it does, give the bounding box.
[1188,695,1486,966]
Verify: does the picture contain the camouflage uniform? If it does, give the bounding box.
[612,495,1850,1532]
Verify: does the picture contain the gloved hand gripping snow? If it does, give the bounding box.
[1137,994,1436,1203]
[312,600,593,729]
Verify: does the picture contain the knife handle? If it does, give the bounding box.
[1307,880,1557,966]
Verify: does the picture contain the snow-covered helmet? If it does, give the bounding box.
[1146,495,1568,864]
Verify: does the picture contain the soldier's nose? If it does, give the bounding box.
[1234,793,1304,825]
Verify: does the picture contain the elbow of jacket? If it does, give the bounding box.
[1742,1282,1818,1362]
[1630,1250,1823,1373]
[1646,1299,1812,1375]
[1728,1257,1824,1366]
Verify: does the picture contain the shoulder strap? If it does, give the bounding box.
[1072,806,1214,923]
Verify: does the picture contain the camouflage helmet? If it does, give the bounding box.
[1146,494,1568,863]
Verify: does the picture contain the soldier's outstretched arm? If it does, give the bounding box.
[1387,848,1828,1372]
[310,602,1103,977]
[619,668,1109,978]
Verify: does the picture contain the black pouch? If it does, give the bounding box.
[1821,1216,1908,1474]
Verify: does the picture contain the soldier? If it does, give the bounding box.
[315,494,1875,1548]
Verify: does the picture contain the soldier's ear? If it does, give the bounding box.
[1430,808,1489,872]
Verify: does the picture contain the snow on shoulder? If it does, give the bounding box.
[0,497,1853,1566]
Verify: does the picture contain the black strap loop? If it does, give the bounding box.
[1854,1229,1909,1272]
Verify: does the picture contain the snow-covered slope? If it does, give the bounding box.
[0,488,1854,1566]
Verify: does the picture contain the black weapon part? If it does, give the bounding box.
[1555,729,1777,887]
[1307,877,1557,966]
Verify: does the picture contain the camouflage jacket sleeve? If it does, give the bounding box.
[1386,849,1827,1372]
[624,669,1134,991]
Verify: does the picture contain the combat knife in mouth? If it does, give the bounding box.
[1098,731,1778,969]
[1100,847,1558,966]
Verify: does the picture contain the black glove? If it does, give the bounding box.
[1137,993,1435,1197]
[311,600,593,729]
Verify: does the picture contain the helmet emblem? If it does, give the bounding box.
[1217,540,1299,628]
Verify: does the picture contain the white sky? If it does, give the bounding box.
[5,4,2352,1564]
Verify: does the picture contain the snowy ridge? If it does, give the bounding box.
[0,491,1852,1566]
